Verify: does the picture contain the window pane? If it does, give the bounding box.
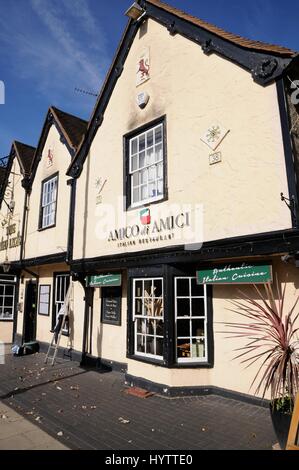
[132,188,139,204]
[176,279,190,297]
[192,319,205,337]
[149,183,156,199]
[147,148,155,166]
[155,125,162,144]
[156,337,163,356]
[5,285,14,296]
[147,130,154,147]
[192,298,205,317]
[131,138,138,155]
[136,319,146,334]
[139,134,145,151]
[4,297,13,307]
[144,280,152,297]
[147,319,155,335]
[192,338,205,358]
[177,339,191,359]
[157,179,163,196]
[144,298,153,317]
[141,185,148,201]
[155,144,163,162]
[153,279,162,298]
[139,151,146,168]
[131,155,138,172]
[177,298,190,317]
[156,319,164,336]
[146,336,155,355]
[135,299,143,316]
[135,281,143,297]
[133,173,139,187]
[177,319,190,337]
[153,298,163,317]
[157,162,163,179]
[148,166,156,182]
[141,169,148,184]
[137,335,145,353]
[191,279,204,297]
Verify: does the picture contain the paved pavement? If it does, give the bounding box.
[0,402,68,450]
[0,349,276,450]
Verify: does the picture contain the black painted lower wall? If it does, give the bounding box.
[125,374,270,408]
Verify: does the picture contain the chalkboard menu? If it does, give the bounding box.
[101,286,122,326]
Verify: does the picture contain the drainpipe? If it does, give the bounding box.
[19,182,30,264]
[66,178,77,265]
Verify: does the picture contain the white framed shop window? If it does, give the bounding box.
[0,284,15,321]
[175,277,208,363]
[133,278,164,360]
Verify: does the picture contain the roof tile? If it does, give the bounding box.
[147,0,297,57]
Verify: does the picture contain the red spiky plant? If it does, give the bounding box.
[222,279,299,410]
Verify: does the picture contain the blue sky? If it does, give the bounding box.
[0,0,298,157]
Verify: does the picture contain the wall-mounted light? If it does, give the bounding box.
[2,257,11,273]
[125,2,146,21]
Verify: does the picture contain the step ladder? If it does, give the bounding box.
[45,283,73,366]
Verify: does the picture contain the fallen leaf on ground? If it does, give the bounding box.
[119,417,130,424]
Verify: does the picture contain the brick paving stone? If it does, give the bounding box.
[0,351,277,450]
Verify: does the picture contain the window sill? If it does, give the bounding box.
[38,224,56,232]
[126,194,168,212]
[128,354,214,369]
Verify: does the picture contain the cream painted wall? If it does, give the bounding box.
[91,273,127,364]
[0,322,13,343]
[24,125,71,260]
[73,18,291,261]
[0,157,24,263]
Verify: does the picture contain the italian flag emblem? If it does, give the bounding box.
[140,208,151,225]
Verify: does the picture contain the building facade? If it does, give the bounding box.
[1,0,299,401]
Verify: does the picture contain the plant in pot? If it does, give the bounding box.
[222,280,299,449]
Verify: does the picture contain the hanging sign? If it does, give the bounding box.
[87,274,122,288]
[197,263,272,285]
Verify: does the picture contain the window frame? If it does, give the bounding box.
[175,277,209,364]
[38,284,51,316]
[127,266,214,369]
[0,283,15,322]
[124,116,168,210]
[39,172,59,231]
[133,277,164,360]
